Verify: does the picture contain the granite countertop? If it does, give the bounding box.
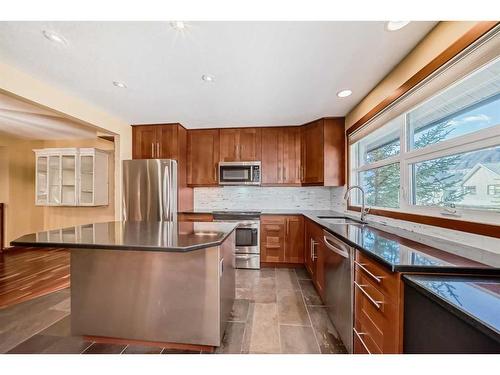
[11,221,238,252]
[179,209,499,273]
[403,274,500,343]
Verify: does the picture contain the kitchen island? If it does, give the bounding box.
[11,221,238,352]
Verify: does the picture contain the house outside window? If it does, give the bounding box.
[348,30,500,225]
[487,184,500,195]
[463,186,477,195]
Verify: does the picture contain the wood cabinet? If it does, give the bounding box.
[219,128,261,162]
[187,129,220,186]
[304,218,324,288]
[133,123,185,160]
[177,213,214,222]
[261,127,301,185]
[260,215,304,264]
[301,117,345,186]
[353,251,403,354]
[132,123,192,211]
[132,125,158,159]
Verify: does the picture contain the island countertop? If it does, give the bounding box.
[11,221,238,252]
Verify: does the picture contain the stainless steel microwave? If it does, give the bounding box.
[218,161,261,185]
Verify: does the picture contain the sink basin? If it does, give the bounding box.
[317,216,366,226]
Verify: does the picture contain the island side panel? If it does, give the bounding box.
[219,232,236,340]
[70,246,221,346]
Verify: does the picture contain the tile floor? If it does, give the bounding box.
[1,267,346,354]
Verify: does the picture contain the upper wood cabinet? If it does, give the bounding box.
[219,128,261,162]
[132,123,192,211]
[132,125,157,159]
[301,117,345,186]
[187,129,220,186]
[260,215,304,264]
[132,123,185,160]
[261,127,301,185]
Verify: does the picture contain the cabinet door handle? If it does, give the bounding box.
[354,281,382,309]
[354,261,383,283]
[310,239,317,260]
[157,142,160,158]
[353,328,371,354]
[283,167,286,181]
[278,165,281,182]
[151,143,155,158]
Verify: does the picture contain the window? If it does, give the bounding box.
[464,186,477,195]
[360,163,400,208]
[488,184,500,195]
[349,36,500,224]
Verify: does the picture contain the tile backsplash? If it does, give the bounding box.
[194,186,500,259]
[194,186,345,211]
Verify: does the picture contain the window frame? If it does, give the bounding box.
[348,52,500,227]
[350,114,500,224]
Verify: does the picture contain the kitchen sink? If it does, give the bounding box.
[317,216,366,225]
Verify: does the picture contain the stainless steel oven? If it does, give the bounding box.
[213,211,260,269]
[218,161,261,186]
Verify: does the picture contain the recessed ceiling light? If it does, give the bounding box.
[112,81,127,89]
[170,21,186,31]
[42,30,67,45]
[337,89,352,98]
[385,21,410,32]
[201,74,215,83]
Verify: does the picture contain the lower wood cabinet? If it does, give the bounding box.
[353,251,403,354]
[260,215,304,264]
[177,213,214,222]
[304,218,323,280]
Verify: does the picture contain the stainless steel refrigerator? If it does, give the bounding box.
[122,159,177,221]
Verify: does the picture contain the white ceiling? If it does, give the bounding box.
[0,21,437,128]
[0,92,98,140]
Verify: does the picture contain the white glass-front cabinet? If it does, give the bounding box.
[34,148,109,207]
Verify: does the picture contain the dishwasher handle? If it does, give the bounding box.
[323,231,350,259]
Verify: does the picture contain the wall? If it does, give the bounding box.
[342,21,500,256]
[0,61,131,221]
[194,186,345,211]
[40,138,115,231]
[0,132,44,244]
[0,131,115,245]
[346,21,482,130]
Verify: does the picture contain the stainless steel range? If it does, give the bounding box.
[213,211,260,269]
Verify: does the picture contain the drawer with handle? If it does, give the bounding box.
[355,251,399,298]
[235,253,260,269]
[354,259,401,354]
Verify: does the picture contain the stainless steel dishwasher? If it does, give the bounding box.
[322,230,354,353]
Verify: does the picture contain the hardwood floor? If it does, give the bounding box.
[0,247,70,309]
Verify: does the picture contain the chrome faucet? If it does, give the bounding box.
[344,185,369,222]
